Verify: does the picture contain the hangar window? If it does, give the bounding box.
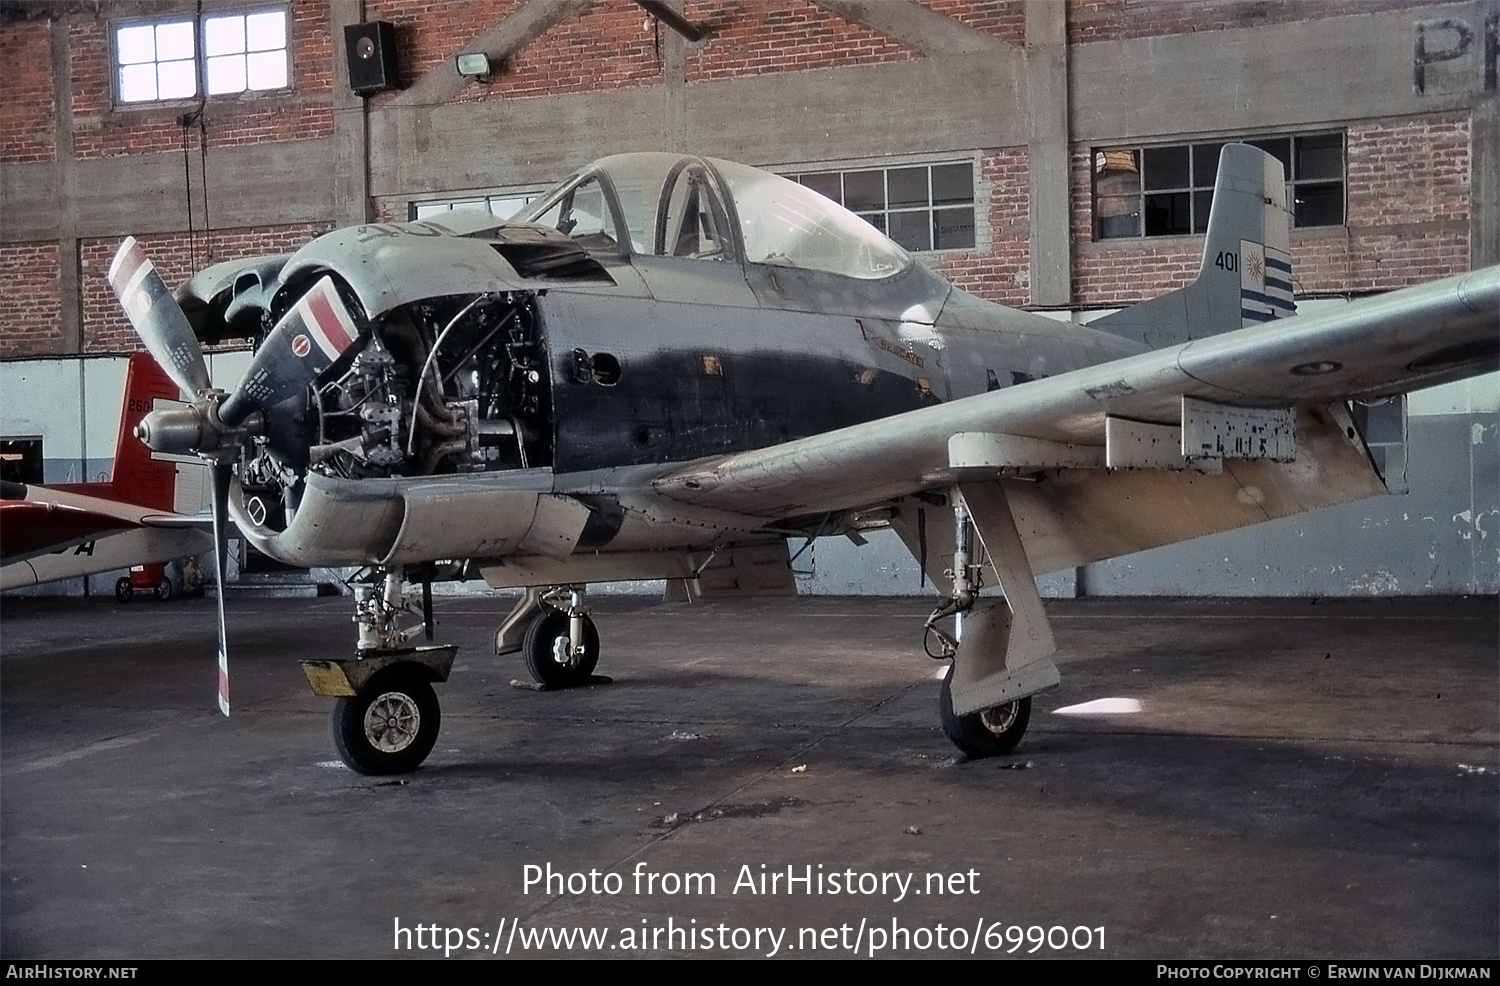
[114,8,290,104]
[1093,134,1345,239]
[782,162,976,253]
[410,192,543,222]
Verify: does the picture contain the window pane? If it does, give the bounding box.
[157,59,197,99]
[800,172,841,203]
[1143,145,1190,190]
[889,210,931,252]
[1094,149,1140,201]
[887,167,927,210]
[246,50,288,89]
[414,203,450,219]
[1296,133,1342,180]
[245,11,287,52]
[931,163,972,206]
[204,16,246,57]
[843,170,884,212]
[934,207,974,250]
[1191,143,1225,186]
[1144,191,1191,235]
[1095,195,1139,238]
[1248,138,1291,177]
[1192,190,1214,233]
[119,63,158,101]
[117,24,157,64]
[487,196,532,220]
[155,21,195,61]
[856,212,886,236]
[1294,182,1344,226]
[206,54,247,94]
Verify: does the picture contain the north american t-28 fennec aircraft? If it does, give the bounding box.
[105,145,1499,774]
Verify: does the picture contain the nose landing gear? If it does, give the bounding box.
[302,568,455,775]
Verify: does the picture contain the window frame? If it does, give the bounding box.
[111,6,293,108]
[776,153,982,256]
[1090,132,1347,241]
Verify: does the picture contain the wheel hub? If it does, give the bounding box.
[363,691,421,753]
[980,701,1020,736]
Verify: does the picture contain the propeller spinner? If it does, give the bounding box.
[107,238,362,715]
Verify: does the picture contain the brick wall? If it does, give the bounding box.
[1296,115,1471,295]
[1,20,56,163]
[71,2,333,161]
[1067,0,1455,45]
[684,0,917,82]
[367,0,660,103]
[928,147,1031,307]
[78,223,335,353]
[1070,115,1472,307]
[0,243,64,357]
[919,0,1025,45]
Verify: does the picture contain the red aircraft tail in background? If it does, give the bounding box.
[1,352,212,585]
[48,351,181,511]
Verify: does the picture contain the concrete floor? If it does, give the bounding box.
[1,593,1495,960]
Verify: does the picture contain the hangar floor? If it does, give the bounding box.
[1,593,1495,960]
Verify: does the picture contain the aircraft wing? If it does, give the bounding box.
[651,266,1498,574]
[0,481,214,589]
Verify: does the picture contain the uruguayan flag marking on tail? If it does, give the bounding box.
[1240,238,1296,325]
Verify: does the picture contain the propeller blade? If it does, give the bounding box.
[219,276,361,427]
[107,237,211,396]
[211,462,232,717]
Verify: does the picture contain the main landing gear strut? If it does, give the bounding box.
[302,569,455,775]
[903,483,1061,759]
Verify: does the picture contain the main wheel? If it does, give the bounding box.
[115,577,133,603]
[330,666,441,775]
[153,576,174,602]
[939,662,1031,758]
[522,610,599,688]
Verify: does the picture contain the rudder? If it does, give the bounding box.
[106,352,181,512]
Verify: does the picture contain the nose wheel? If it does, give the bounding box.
[330,665,442,775]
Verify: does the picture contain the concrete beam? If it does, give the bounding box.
[1472,93,1497,267]
[1025,0,1070,307]
[52,15,80,353]
[633,0,709,42]
[330,0,372,226]
[388,0,592,109]
[370,49,1026,196]
[809,0,1007,54]
[0,141,338,241]
[661,0,688,152]
[1071,2,1486,142]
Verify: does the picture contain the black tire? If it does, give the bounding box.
[522,610,599,688]
[939,663,1031,758]
[115,577,133,603]
[153,576,174,602]
[330,666,441,775]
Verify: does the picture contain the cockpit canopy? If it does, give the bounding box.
[512,153,912,281]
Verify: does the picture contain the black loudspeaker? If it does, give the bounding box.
[344,21,398,95]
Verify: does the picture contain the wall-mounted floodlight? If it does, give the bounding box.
[454,52,491,81]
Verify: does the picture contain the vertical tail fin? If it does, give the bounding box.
[106,352,181,512]
[1091,143,1294,348]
